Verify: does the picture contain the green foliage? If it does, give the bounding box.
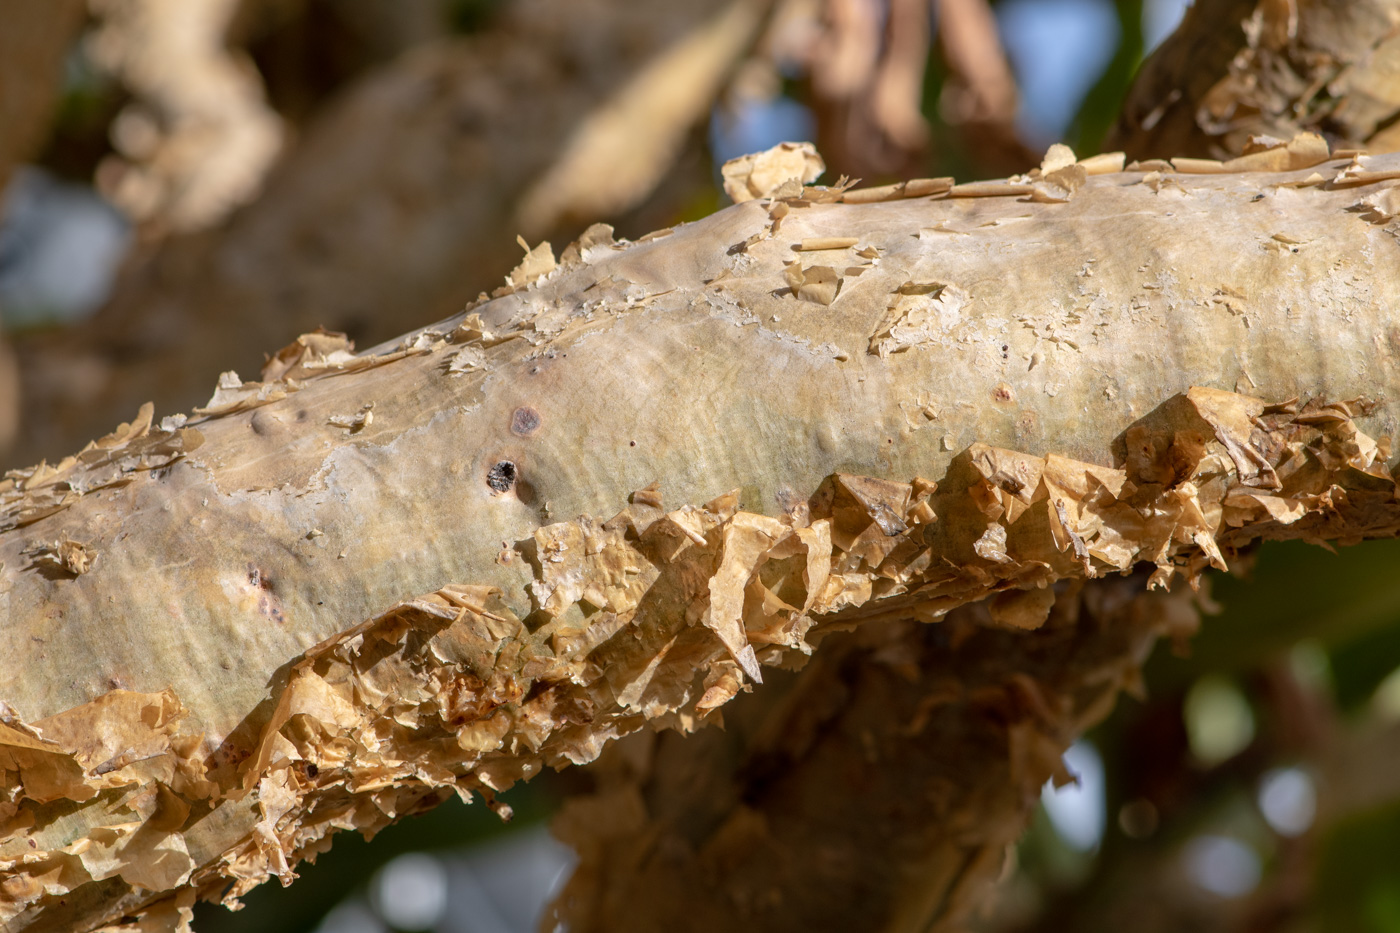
[1069,0,1143,154]
[448,0,508,34]
[1317,802,1400,933]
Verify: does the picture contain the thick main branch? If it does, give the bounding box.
[6,148,1400,930]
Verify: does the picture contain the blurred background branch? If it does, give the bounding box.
[0,0,86,453]
[1108,0,1400,159]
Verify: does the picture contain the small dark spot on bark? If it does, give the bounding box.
[1016,409,1039,436]
[1001,344,1009,359]
[630,440,636,447]
[511,406,542,436]
[246,564,285,622]
[487,461,518,493]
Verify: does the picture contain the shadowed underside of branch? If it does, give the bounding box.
[549,575,1201,933]
[6,145,1400,930]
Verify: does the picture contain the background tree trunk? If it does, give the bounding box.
[1107,0,1400,160]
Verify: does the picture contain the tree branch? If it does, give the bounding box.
[6,147,1400,930]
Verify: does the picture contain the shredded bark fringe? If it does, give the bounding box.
[2,382,1397,929]
[549,574,1200,933]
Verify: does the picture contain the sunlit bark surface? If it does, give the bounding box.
[6,146,1400,930]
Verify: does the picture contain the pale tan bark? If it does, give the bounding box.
[6,148,1400,930]
[1108,0,1400,160]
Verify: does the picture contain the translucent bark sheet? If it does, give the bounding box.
[7,146,1400,929]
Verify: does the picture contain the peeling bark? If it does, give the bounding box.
[1108,0,1400,161]
[7,147,1400,929]
[549,575,1200,933]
